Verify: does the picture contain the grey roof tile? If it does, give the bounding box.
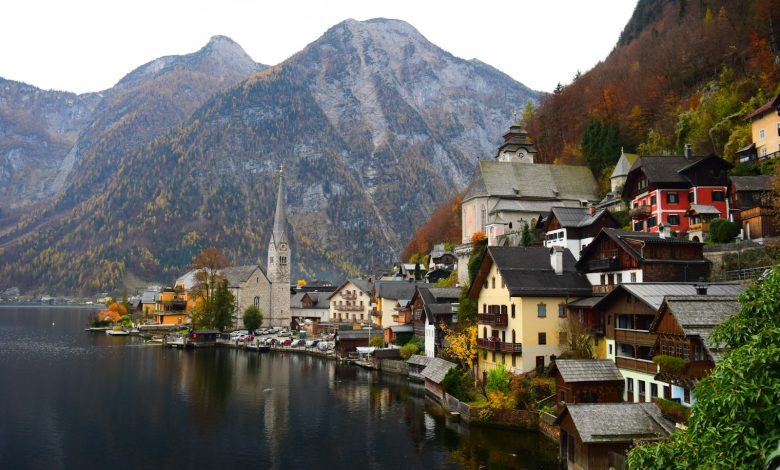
[554,359,623,383]
[730,175,773,191]
[421,357,457,383]
[558,403,675,443]
[489,246,592,297]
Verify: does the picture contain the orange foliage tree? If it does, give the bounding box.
[401,192,463,261]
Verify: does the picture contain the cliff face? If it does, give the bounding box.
[0,20,539,294]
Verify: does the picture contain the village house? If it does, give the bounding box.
[741,91,780,162]
[470,246,592,378]
[542,206,619,260]
[593,282,744,403]
[456,125,600,284]
[153,287,188,326]
[428,243,457,270]
[420,357,457,401]
[327,279,373,325]
[729,175,778,241]
[552,359,624,412]
[372,280,419,328]
[576,227,710,296]
[555,402,675,470]
[141,288,160,318]
[290,290,332,329]
[623,145,733,240]
[409,286,460,357]
[334,329,374,357]
[650,294,741,406]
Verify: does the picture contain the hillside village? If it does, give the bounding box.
[67,91,780,469]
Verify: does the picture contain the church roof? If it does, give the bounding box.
[220,265,267,287]
[463,161,599,204]
[610,151,638,179]
[271,167,288,245]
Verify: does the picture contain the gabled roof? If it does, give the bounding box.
[220,265,267,287]
[553,359,623,383]
[413,286,460,324]
[374,280,419,301]
[730,175,773,192]
[555,403,675,443]
[545,206,617,231]
[463,161,599,203]
[420,357,457,384]
[407,355,433,367]
[610,151,638,178]
[594,283,745,312]
[175,269,200,291]
[141,290,160,304]
[576,228,705,270]
[623,155,732,198]
[746,92,780,120]
[470,246,592,298]
[290,291,330,309]
[653,295,741,361]
[327,278,374,300]
[687,204,721,216]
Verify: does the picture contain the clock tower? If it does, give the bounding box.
[267,166,291,327]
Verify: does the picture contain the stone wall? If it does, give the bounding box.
[379,359,409,376]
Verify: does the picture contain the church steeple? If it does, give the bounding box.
[271,165,288,246]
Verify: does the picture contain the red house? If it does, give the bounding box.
[623,145,733,240]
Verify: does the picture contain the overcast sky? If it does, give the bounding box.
[2,0,638,94]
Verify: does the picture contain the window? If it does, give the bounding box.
[633,221,644,231]
[626,378,634,393]
[484,280,488,289]
[483,304,486,313]
[667,192,679,204]
[650,195,657,206]
[712,191,725,202]
[600,274,606,285]
[491,277,495,289]
[617,315,633,329]
[683,387,691,404]
[668,214,680,225]
[537,303,546,317]
[633,201,638,209]
[616,273,623,284]
[558,303,566,317]
[618,343,635,357]
[651,383,658,398]
[630,272,637,283]
[647,216,657,228]
[762,147,768,157]
[254,296,260,307]
[560,389,567,403]
[759,128,766,140]
[638,178,648,190]
[638,380,646,398]
[694,344,704,361]
[538,332,547,345]
[608,344,613,355]
[688,191,695,203]
[511,304,516,318]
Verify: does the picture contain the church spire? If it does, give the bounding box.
[272,165,287,245]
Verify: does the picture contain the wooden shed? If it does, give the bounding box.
[420,357,457,400]
[552,359,624,411]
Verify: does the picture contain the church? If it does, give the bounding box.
[456,125,601,283]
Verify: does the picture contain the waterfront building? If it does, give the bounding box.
[556,403,675,470]
[373,280,419,328]
[408,286,460,357]
[327,279,374,325]
[551,359,624,412]
[470,246,591,377]
[266,166,292,328]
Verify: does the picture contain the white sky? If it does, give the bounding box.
[1,0,638,94]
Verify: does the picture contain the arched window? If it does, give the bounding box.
[480,205,487,232]
[254,296,260,307]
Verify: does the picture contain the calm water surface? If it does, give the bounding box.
[0,306,558,469]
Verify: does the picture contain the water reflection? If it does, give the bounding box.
[0,307,558,469]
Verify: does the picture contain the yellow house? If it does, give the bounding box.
[153,289,189,326]
[469,246,592,379]
[747,92,780,160]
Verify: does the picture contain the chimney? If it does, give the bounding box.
[658,222,671,239]
[587,205,596,215]
[550,246,564,275]
[684,143,693,159]
[695,284,708,295]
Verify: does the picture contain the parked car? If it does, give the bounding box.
[278,330,292,337]
[305,340,319,348]
[291,339,306,348]
[279,338,293,346]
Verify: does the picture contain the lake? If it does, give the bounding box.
[0,306,558,469]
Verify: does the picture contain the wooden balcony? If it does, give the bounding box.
[588,257,620,272]
[476,313,508,326]
[592,284,616,295]
[615,356,658,374]
[629,205,652,219]
[688,222,710,233]
[615,329,657,347]
[340,292,357,300]
[333,304,364,312]
[477,338,522,354]
[371,309,382,317]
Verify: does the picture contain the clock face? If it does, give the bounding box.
[279,242,288,251]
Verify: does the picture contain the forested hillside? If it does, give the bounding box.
[526,0,780,179]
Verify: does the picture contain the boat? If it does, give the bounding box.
[106,329,129,336]
[164,334,188,348]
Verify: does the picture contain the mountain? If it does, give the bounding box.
[0,19,539,295]
[525,0,780,166]
[0,35,262,215]
[0,79,100,209]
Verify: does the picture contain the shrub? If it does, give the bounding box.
[399,343,419,360]
[708,218,739,243]
[486,364,511,393]
[441,367,475,402]
[369,336,384,348]
[653,354,690,372]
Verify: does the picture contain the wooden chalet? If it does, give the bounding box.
[410,286,460,357]
[593,283,744,404]
[649,294,740,406]
[335,329,372,357]
[576,228,709,296]
[552,359,624,412]
[556,403,675,470]
[729,175,778,240]
[420,357,457,400]
[542,206,619,260]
